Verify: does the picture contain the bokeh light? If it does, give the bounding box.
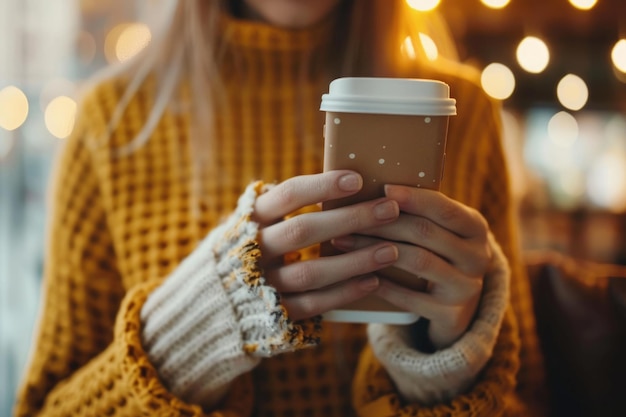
[587,151,626,212]
[556,74,589,111]
[402,36,416,60]
[104,22,151,64]
[481,63,516,100]
[516,36,550,73]
[0,86,29,131]
[406,0,441,12]
[481,0,511,9]
[548,111,579,148]
[402,34,438,61]
[419,33,438,61]
[612,39,626,73]
[568,0,598,10]
[116,23,151,62]
[45,96,77,139]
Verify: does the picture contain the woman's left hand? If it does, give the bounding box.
[332,184,492,350]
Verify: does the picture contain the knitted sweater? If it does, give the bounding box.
[14,12,546,417]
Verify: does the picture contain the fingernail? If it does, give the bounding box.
[373,200,398,220]
[374,245,398,264]
[338,174,362,192]
[332,236,355,249]
[358,275,379,291]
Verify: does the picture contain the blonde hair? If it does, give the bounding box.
[91,0,458,176]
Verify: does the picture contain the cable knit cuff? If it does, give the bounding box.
[368,232,510,406]
[140,181,321,408]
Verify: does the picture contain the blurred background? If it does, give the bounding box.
[0,0,625,414]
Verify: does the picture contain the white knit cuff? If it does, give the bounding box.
[140,182,320,408]
[368,233,510,405]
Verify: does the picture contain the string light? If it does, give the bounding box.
[419,33,438,61]
[568,0,598,10]
[481,63,516,100]
[556,74,589,111]
[116,23,151,62]
[402,34,438,61]
[612,39,626,73]
[0,86,29,131]
[104,23,151,64]
[402,37,416,60]
[45,96,77,139]
[406,0,441,12]
[481,0,511,9]
[516,36,550,73]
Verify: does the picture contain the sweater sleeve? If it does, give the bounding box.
[366,233,510,406]
[353,309,522,417]
[12,91,311,417]
[139,181,322,409]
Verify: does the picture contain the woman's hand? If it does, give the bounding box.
[253,170,401,321]
[332,184,492,350]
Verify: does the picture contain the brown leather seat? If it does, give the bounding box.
[525,251,626,417]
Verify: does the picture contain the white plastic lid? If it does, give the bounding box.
[320,77,456,116]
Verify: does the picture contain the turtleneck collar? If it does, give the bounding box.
[219,6,336,52]
[216,8,338,84]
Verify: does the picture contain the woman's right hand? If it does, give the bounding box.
[253,170,400,321]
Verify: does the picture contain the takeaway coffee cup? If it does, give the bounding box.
[320,77,456,324]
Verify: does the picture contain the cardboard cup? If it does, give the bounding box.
[320,77,456,324]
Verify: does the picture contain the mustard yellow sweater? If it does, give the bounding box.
[15,13,546,417]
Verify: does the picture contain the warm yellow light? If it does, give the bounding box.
[516,36,550,74]
[104,23,151,64]
[105,24,126,64]
[45,96,77,139]
[419,33,438,61]
[481,0,511,9]
[116,23,151,62]
[0,86,29,131]
[402,34,437,61]
[568,0,598,10]
[481,63,515,100]
[406,0,441,12]
[612,39,626,73]
[402,37,416,60]
[557,74,589,111]
[548,111,578,148]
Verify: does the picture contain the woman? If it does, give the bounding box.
[14,1,546,416]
